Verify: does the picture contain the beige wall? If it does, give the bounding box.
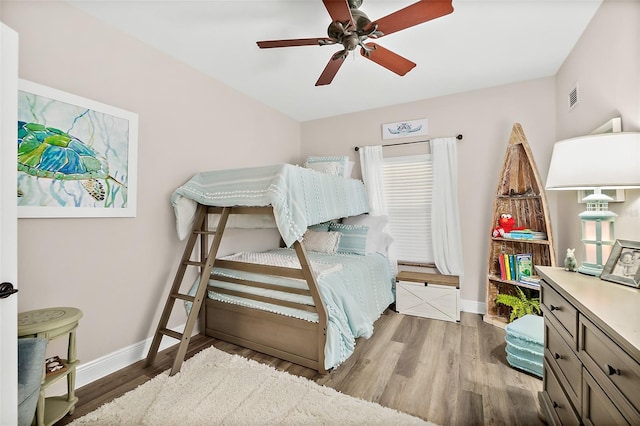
[302,0,640,306]
[3,1,300,364]
[302,77,557,307]
[553,0,640,264]
[3,0,638,381]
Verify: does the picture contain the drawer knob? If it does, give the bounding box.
[554,352,562,360]
[552,401,560,409]
[606,364,621,376]
[549,304,559,311]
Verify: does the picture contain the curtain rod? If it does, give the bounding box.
[354,134,463,151]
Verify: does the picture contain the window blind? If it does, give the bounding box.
[383,154,433,264]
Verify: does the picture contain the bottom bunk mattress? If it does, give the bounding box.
[202,248,395,370]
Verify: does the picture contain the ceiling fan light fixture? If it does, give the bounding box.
[256,0,454,86]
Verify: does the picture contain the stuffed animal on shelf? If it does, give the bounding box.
[564,248,578,272]
[492,213,524,237]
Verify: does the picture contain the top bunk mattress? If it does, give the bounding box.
[171,163,369,246]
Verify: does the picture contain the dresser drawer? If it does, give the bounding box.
[579,315,640,417]
[545,317,581,409]
[541,281,578,348]
[582,368,628,426]
[544,362,580,426]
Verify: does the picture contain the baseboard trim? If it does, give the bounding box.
[460,299,485,315]
[75,323,198,389]
[76,302,485,388]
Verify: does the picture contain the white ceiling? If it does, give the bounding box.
[68,0,603,122]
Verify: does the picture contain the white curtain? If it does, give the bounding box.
[359,145,397,274]
[430,137,464,277]
[358,145,387,215]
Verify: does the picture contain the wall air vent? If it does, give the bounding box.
[568,84,579,110]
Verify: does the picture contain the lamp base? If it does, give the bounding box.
[578,263,603,277]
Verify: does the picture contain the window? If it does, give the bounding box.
[383,154,433,264]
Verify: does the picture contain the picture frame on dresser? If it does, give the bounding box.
[600,239,640,288]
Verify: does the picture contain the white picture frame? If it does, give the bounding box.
[17,80,138,218]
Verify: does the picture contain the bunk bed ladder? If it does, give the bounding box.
[145,204,229,376]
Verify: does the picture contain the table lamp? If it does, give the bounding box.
[545,132,640,276]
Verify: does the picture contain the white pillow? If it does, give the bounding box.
[304,156,350,178]
[344,161,355,178]
[301,229,341,254]
[376,232,394,257]
[306,162,342,176]
[342,214,389,254]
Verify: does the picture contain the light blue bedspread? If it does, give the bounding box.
[207,248,395,370]
[171,164,369,246]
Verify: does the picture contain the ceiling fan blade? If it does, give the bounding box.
[373,0,454,37]
[257,38,332,48]
[361,43,416,76]
[315,55,346,86]
[322,0,354,25]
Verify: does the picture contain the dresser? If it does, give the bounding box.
[537,266,640,425]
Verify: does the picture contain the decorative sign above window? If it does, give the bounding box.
[382,118,428,140]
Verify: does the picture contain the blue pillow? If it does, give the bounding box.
[329,223,368,255]
[307,221,331,232]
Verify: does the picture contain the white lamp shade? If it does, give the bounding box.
[545,132,640,190]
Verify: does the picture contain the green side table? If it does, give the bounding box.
[18,307,82,426]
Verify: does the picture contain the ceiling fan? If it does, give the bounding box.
[256,0,454,86]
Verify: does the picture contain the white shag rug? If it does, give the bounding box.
[71,346,435,425]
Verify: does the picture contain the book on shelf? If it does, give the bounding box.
[504,229,547,240]
[504,253,512,280]
[498,255,507,280]
[519,274,541,286]
[508,254,516,280]
[515,253,533,282]
[498,252,535,284]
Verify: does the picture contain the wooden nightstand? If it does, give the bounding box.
[18,307,82,426]
[395,269,460,322]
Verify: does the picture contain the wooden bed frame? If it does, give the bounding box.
[203,205,329,373]
[147,203,329,375]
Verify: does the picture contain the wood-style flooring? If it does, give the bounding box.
[57,311,544,426]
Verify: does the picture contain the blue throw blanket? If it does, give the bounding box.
[208,248,395,370]
[171,164,369,246]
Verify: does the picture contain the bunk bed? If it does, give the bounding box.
[148,163,395,375]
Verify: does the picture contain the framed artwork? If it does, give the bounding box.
[382,118,428,140]
[17,79,138,218]
[600,239,640,288]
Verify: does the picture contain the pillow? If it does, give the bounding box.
[307,221,331,232]
[302,229,341,254]
[329,223,368,256]
[344,161,355,178]
[376,232,394,257]
[342,214,389,254]
[304,156,350,178]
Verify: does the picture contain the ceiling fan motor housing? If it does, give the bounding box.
[326,8,375,52]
